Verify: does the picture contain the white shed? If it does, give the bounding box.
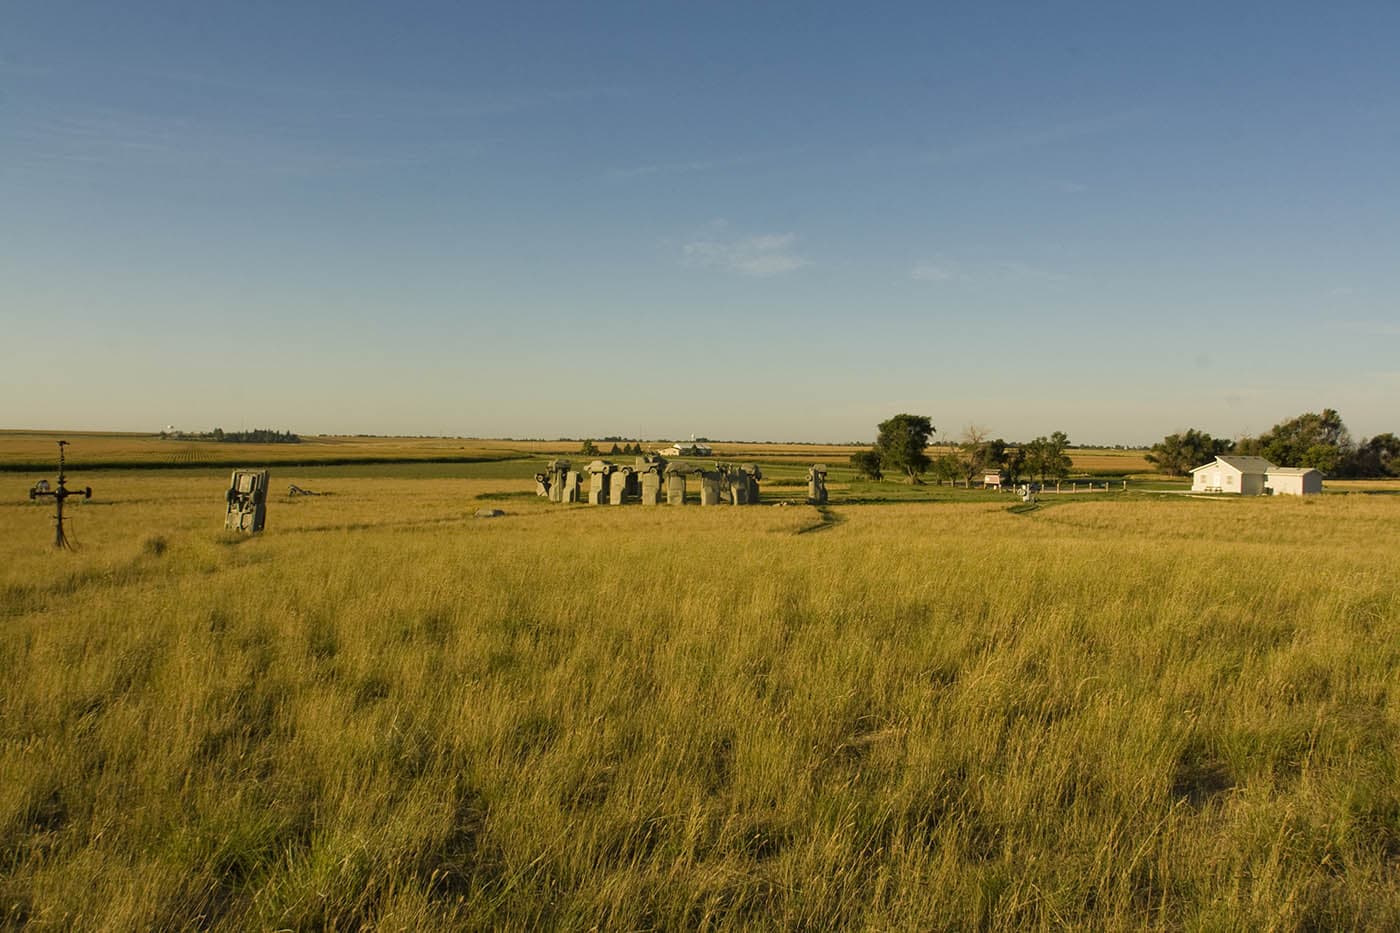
[1190,456,1274,494]
[1265,467,1322,496]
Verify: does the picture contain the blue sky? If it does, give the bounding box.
[3,2,1397,444]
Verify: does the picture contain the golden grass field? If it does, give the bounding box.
[2,455,1397,929]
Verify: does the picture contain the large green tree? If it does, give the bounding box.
[1024,431,1073,483]
[1346,433,1400,477]
[1238,409,1350,473]
[875,414,935,483]
[1146,429,1233,476]
[932,452,962,486]
[958,427,1007,486]
[849,448,883,481]
[1004,446,1028,486]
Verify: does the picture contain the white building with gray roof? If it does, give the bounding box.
[1190,456,1274,494]
[1189,456,1323,495]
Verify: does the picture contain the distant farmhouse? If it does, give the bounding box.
[659,440,713,457]
[1191,456,1273,494]
[1189,456,1322,496]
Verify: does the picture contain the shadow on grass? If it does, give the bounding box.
[794,506,845,535]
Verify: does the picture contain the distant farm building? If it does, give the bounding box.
[659,441,713,457]
[1265,467,1323,496]
[1191,456,1272,494]
[1190,456,1322,496]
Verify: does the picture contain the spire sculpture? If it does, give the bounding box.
[28,441,92,549]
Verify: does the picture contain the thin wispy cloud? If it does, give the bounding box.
[992,260,1070,283]
[909,256,1069,285]
[3,56,621,179]
[610,146,802,180]
[436,84,636,121]
[910,260,959,282]
[683,224,810,277]
[0,53,54,78]
[921,110,1144,166]
[68,58,635,121]
[611,155,748,180]
[1335,320,1400,338]
[5,108,481,177]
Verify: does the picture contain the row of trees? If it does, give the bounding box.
[580,440,647,456]
[1147,409,1398,477]
[160,428,301,444]
[849,414,1074,485]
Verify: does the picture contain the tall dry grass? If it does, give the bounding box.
[1,473,1397,929]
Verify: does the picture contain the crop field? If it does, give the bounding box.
[0,432,528,472]
[0,431,1150,477]
[2,460,1398,929]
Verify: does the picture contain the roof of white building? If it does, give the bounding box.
[1266,466,1320,476]
[1190,455,1275,474]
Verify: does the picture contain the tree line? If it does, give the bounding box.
[849,414,1074,486]
[579,440,647,456]
[1147,409,1398,478]
[160,428,302,444]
